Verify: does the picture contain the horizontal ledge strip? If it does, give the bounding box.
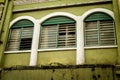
[13,0,112,13]
[4,50,31,53]
[38,48,76,52]
[3,64,114,70]
[85,45,117,49]
[4,45,117,53]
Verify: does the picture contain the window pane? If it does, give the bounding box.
[6,27,33,51]
[84,22,99,46]
[58,24,76,48]
[40,25,58,49]
[40,16,76,49]
[20,27,33,50]
[40,23,76,49]
[6,29,21,51]
[100,21,116,45]
[20,38,32,50]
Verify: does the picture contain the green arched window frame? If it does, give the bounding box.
[84,12,116,46]
[39,16,76,49]
[6,19,34,51]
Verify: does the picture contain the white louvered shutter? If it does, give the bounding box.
[100,21,116,45]
[6,29,21,51]
[40,24,76,49]
[6,27,33,51]
[40,25,58,49]
[6,19,34,51]
[39,16,76,49]
[84,22,98,46]
[84,12,116,47]
[58,24,76,48]
[20,27,33,50]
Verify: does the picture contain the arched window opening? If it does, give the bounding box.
[6,19,34,51]
[84,12,116,46]
[39,16,76,49]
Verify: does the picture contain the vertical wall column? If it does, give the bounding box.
[29,20,40,66]
[112,0,120,64]
[118,0,120,13]
[0,0,13,67]
[0,0,9,39]
[76,16,85,64]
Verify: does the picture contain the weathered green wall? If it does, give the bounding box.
[0,0,4,3]
[1,65,114,80]
[13,0,111,11]
[112,0,120,64]
[12,3,112,19]
[85,48,118,64]
[37,50,76,65]
[4,48,118,67]
[4,53,30,67]
[0,0,13,67]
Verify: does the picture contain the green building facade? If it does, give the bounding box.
[0,0,120,80]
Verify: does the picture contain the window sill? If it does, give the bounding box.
[4,50,31,54]
[84,45,118,49]
[38,48,76,52]
[4,45,117,53]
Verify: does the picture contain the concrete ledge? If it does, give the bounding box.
[3,64,114,70]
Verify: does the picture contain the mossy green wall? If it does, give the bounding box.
[37,50,76,65]
[12,3,112,19]
[112,0,120,64]
[85,48,118,64]
[4,53,30,67]
[0,0,4,3]
[13,0,111,11]
[0,0,13,67]
[1,65,114,80]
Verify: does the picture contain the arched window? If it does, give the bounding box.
[84,12,116,46]
[6,19,34,51]
[39,16,76,49]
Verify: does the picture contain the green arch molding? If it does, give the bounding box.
[42,16,76,26]
[11,19,34,29]
[84,12,113,22]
